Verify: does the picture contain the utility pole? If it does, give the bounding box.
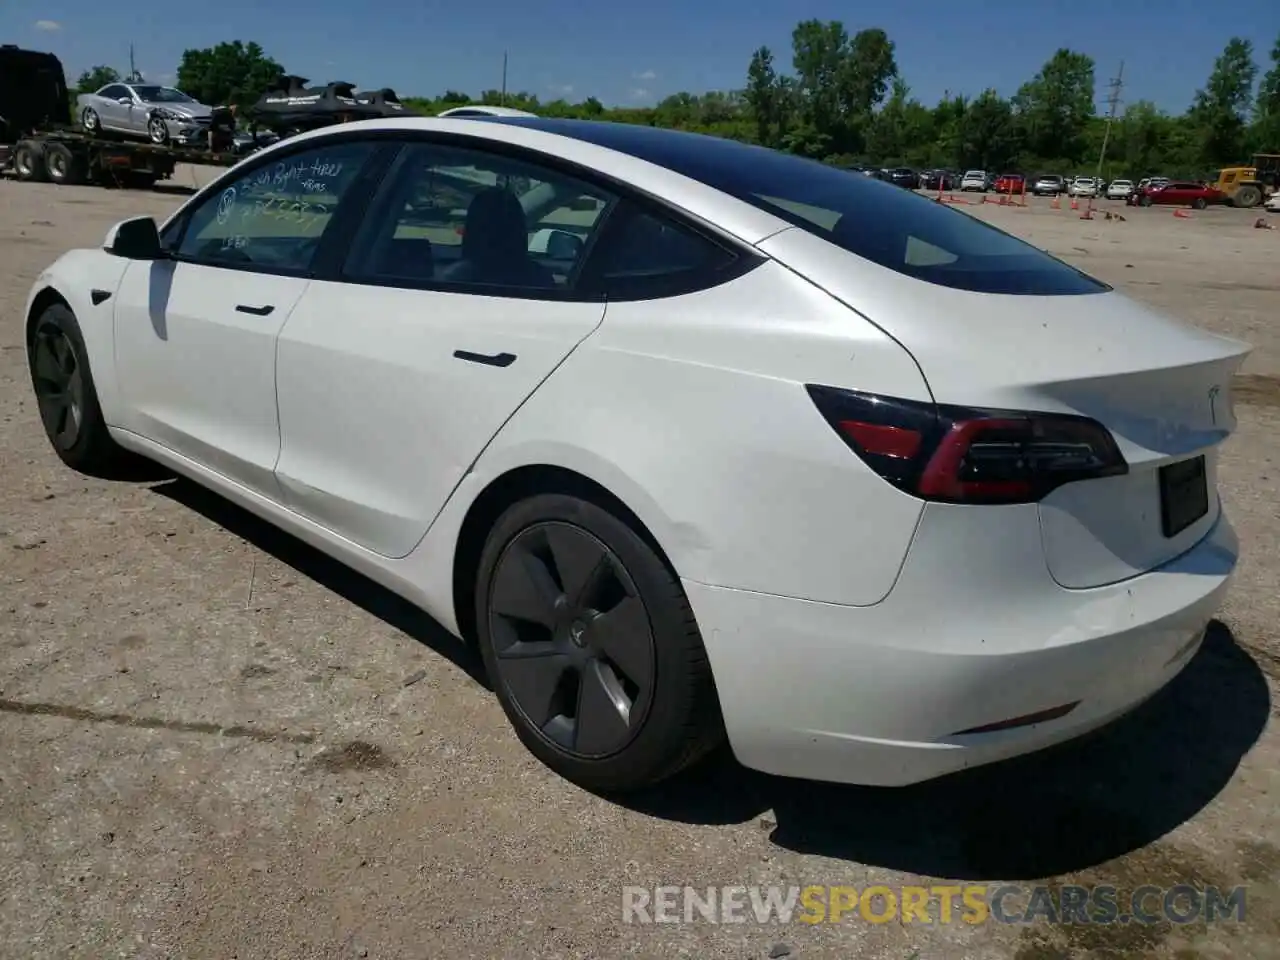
[500,51,508,106]
[1094,60,1124,184]
[126,43,142,82]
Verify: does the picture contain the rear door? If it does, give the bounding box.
[271,140,615,557]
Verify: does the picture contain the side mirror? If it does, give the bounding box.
[104,217,164,260]
[528,228,583,259]
[117,96,133,105]
[566,195,598,212]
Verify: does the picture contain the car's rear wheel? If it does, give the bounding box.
[474,494,723,793]
[81,107,101,136]
[28,304,131,476]
[1192,197,1207,210]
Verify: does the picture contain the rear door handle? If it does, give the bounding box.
[235,304,275,316]
[453,350,516,368]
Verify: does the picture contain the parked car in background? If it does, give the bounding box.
[920,170,957,190]
[993,173,1025,194]
[1131,180,1226,209]
[1069,177,1098,198]
[77,83,215,146]
[960,170,988,191]
[436,105,538,118]
[881,167,920,189]
[1032,174,1064,196]
[1106,179,1134,200]
[1264,191,1280,211]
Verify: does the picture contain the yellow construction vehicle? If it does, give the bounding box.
[1211,154,1280,208]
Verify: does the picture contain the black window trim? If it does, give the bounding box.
[317,130,765,302]
[155,126,766,297]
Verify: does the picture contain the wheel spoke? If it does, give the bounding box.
[33,339,64,386]
[37,392,67,437]
[545,524,606,605]
[573,659,633,755]
[490,545,563,629]
[51,336,74,375]
[590,595,653,690]
[501,650,571,729]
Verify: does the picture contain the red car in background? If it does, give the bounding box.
[1130,180,1227,209]
[993,173,1025,194]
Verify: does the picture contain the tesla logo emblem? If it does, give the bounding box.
[1208,385,1221,425]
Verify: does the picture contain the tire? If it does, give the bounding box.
[12,140,48,182]
[474,494,723,793]
[1192,197,1207,210]
[1233,185,1262,208]
[147,116,170,146]
[81,107,101,136]
[27,303,132,477]
[43,143,86,186]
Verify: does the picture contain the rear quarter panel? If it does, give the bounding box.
[411,260,935,612]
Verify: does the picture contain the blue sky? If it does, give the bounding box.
[6,0,1278,111]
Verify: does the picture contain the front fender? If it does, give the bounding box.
[25,249,132,424]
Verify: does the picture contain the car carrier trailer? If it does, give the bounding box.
[1,43,239,188]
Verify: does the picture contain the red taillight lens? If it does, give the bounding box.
[807,385,1128,505]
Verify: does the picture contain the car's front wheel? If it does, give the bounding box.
[81,107,101,135]
[1192,197,1208,210]
[28,303,131,476]
[147,116,169,145]
[474,494,724,793]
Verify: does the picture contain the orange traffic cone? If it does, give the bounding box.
[1173,209,1191,218]
[1069,196,1078,210]
[1051,194,1061,210]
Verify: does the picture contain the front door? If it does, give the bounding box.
[111,138,379,497]
[272,141,616,557]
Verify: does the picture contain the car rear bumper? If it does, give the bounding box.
[687,506,1237,787]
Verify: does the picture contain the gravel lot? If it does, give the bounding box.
[1,168,1278,960]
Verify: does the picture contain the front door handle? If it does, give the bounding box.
[453,350,516,368]
[235,304,275,316]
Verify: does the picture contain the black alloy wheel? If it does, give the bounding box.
[486,520,656,758]
[31,321,85,451]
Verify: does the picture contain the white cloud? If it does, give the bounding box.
[633,69,656,81]
[629,87,650,101]
[33,19,61,31]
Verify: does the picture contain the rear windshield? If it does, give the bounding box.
[501,120,1106,295]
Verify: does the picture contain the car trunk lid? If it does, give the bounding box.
[759,226,1251,588]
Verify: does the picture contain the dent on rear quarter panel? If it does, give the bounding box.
[474,261,931,606]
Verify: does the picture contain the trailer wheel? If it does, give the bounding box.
[13,140,49,182]
[43,143,86,186]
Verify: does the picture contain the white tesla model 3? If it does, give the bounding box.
[24,116,1249,793]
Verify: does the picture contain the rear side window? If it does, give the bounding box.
[531,124,1106,296]
[579,201,745,300]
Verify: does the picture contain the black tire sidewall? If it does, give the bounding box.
[1193,198,1206,209]
[28,304,115,471]
[474,493,719,792]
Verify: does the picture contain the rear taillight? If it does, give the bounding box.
[807,385,1128,504]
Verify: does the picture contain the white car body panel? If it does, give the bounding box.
[273,282,606,558]
[23,115,1249,787]
[1265,192,1280,211]
[112,260,308,499]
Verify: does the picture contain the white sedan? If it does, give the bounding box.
[960,169,987,191]
[1106,179,1134,200]
[1265,191,1280,211]
[24,116,1248,792]
[1069,176,1099,197]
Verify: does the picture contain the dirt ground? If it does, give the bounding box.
[1,167,1278,960]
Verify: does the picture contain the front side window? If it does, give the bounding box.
[133,86,194,103]
[176,141,375,273]
[344,143,614,292]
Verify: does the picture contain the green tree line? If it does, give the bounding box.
[73,27,1280,179]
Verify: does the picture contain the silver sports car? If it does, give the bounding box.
[76,83,214,146]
